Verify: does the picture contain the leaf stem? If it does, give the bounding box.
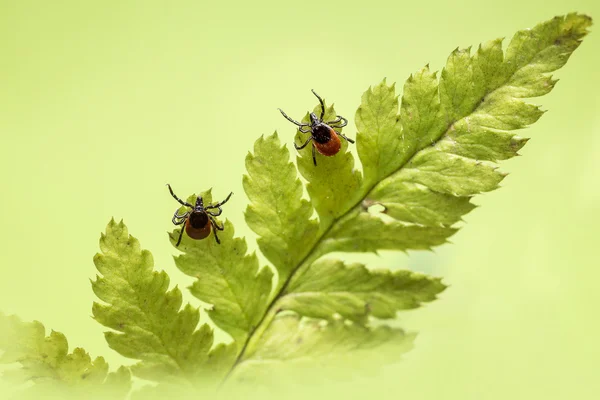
[219,244,325,384]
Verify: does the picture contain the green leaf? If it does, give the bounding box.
[355,79,406,186]
[92,219,234,385]
[279,259,446,322]
[170,190,273,348]
[400,66,448,151]
[395,147,507,196]
[233,313,414,383]
[349,13,590,237]
[505,14,590,94]
[363,180,476,226]
[293,98,363,227]
[243,133,319,286]
[235,14,590,386]
[0,312,131,399]
[320,211,457,254]
[439,47,485,123]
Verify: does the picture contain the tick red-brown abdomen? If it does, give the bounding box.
[314,127,341,156]
[186,217,211,239]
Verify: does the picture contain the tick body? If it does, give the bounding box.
[185,211,211,240]
[167,184,233,246]
[278,89,354,166]
[311,123,341,156]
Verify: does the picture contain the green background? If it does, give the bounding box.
[0,0,598,398]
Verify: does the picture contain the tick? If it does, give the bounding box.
[278,89,355,166]
[166,184,233,246]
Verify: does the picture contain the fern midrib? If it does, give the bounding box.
[222,44,553,382]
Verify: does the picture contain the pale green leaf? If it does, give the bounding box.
[92,219,233,385]
[396,147,506,196]
[170,190,273,348]
[243,133,318,286]
[400,66,448,151]
[320,210,456,254]
[355,79,405,185]
[361,13,590,231]
[364,180,475,226]
[257,314,413,361]
[131,383,206,400]
[233,313,414,384]
[0,312,131,399]
[505,14,591,97]
[279,259,446,322]
[439,47,486,123]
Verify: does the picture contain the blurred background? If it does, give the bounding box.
[0,0,598,399]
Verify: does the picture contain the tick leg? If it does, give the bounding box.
[279,108,310,127]
[212,218,225,230]
[337,131,355,144]
[326,115,348,128]
[206,192,233,209]
[295,136,313,150]
[206,208,222,217]
[209,218,224,244]
[175,225,185,247]
[312,144,317,166]
[173,217,186,225]
[327,116,341,124]
[212,229,220,244]
[175,209,189,218]
[172,211,189,225]
[298,125,311,133]
[311,89,326,121]
[167,184,193,207]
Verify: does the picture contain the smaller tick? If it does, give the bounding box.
[167,184,233,246]
[278,89,355,166]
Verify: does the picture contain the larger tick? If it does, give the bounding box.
[167,184,233,246]
[278,89,355,166]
